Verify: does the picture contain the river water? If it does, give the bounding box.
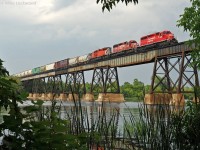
[18,100,142,132]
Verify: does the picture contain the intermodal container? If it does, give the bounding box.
[55,59,68,69]
[32,67,41,74]
[69,57,78,65]
[46,63,55,71]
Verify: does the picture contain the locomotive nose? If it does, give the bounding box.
[169,34,174,38]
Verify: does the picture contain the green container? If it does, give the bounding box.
[32,67,41,74]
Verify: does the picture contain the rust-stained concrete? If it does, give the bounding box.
[68,93,79,101]
[144,93,185,106]
[96,93,125,102]
[82,93,94,102]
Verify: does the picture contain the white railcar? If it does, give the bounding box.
[78,54,89,63]
[46,63,55,71]
[69,57,78,65]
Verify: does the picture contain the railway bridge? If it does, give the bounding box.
[20,41,199,105]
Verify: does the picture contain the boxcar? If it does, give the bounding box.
[91,47,111,59]
[140,30,177,47]
[54,59,69,69]
[113,40,138,53]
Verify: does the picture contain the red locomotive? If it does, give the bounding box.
[91,47,111,59]
[140,30,177,47]
[113,40,138,53]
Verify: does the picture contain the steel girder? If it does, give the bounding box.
[150,51,199,94]
[91,67,120,94]
[22,80,33,93]
[32,78,46,93]
[64,71,86,95]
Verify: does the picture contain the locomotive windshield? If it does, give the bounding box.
[163,31,171,34]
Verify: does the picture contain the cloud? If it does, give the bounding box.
[0,0,191,84]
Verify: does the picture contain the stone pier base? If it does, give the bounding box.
[38,93,48,100]
[27,93,33,100]
[193,97,199,103]
[144,93,172,105]
[56,93,68,101]
[82,93,94,102]
[45,93,54,100]
[68,93,79,101]
[32,93,40,100]
[144,93,185,106]
[170,93,185,106]
[96,93,125,102]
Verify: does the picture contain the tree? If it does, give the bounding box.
[177,0,200,68]
[97,0,138,12]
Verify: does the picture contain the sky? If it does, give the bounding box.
[0,0,191,84]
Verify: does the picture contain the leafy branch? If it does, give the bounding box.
[96,0,138,12]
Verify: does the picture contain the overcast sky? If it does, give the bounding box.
[0,0,190,84]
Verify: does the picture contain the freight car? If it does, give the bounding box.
[46,63,55,71]
[78,54,90,63]
[69,57,78,65]
[54,59,68,69]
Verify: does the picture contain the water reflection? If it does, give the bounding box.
[18,100,141,134]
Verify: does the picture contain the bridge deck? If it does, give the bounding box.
[21,42,193,81]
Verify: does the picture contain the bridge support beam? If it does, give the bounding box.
[91,67,124,102]
[146,50,199,105]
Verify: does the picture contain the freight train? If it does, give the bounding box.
[15,30,177,77]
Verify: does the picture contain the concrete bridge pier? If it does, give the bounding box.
[82,93,94,102]
[56,93,68,101]
[38,93,47,100]
[170,93,185,106]
[144,93,185,106]
[96,93,125,102]
[68,93,79,101]
[27,93,33,100]
[32,93,40,100]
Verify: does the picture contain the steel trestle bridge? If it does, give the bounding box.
[20,41,199,103]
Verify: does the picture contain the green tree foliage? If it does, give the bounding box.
[172,101,200,149]
[120,79,144,101]
[177,0,200,68]
[97,0,138,12]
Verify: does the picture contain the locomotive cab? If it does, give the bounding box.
[162,31,178,43]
